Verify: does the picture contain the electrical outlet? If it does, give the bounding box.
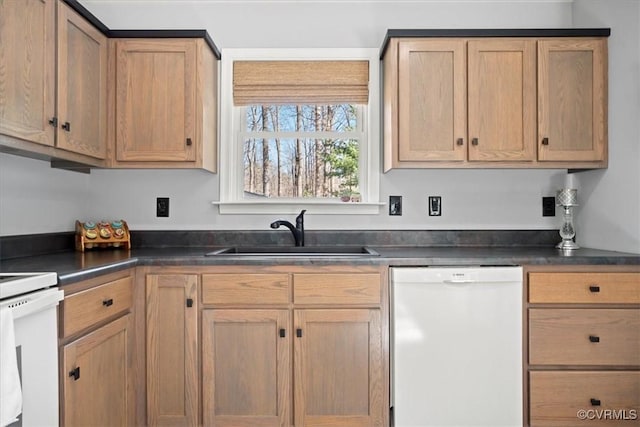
[542,196,555,217]
[157,197,169,217]
[428,196,441,216]
[389,195,402,216]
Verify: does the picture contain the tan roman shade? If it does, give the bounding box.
[233,60,369,105]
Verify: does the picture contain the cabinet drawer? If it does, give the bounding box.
[529,272,640,304]
[529,371,640,427]
[529,308,640,366]
[63,276,133,337]
[202,274,290,305]
[293,273,381,305]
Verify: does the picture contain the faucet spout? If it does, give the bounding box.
[270,210,306,246]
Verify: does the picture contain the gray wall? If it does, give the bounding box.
[2,0,637,254]
[572,0,640,254]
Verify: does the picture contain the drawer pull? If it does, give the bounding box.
[589,285,600,293]
[279,328,286,338]
[589,335,600,343]
[69,367,80,381]
[590,398,601,406]
[102,298,113,307]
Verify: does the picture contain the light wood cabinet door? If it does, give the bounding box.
[538,39,607,162]
[62,314,134,427]
[146,274,199,426]
[202,309,291,427]
[468,39,536,161]
[0,0,55,146]
[294,309,383,427]
[397,39,466,162]
[115,40,196,162]
[56,1,107,159]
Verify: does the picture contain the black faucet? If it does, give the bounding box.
[270,210,306,246]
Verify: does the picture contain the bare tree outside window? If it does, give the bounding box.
[242,104,360,200]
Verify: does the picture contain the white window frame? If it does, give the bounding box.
[215,48,382,215]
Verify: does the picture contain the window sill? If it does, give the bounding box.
[212,200,384,215]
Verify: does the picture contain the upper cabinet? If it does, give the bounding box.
[0,0,107,164]
[538,39,607,163]
[57,1,108,159]
[110,38,218,172]
[1,0,219,172]
[382,30,610,171]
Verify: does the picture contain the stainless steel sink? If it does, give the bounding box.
[205,246,379,256]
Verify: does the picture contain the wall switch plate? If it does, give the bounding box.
[428,196,441,216]
[389,195,402,216]
[157,197,169,217]
[542,196,555,217]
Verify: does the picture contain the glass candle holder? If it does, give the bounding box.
[556,188,579,250]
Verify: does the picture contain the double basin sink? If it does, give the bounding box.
[206,246,379,257]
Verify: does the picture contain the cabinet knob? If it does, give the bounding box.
[541,137,549,145]
[186,298,193,308]
[69,367,80,381]
[186,138,193,146]
[49,117,58,128]
[279,328,286,338]
[456,138,464,146]
[589,285,600,293]
[589,335,600,343]
[590,398,601,406]
[102,298,114,307]
[471,138,478,146]
[61,122,71,132]
[296,328,303,338]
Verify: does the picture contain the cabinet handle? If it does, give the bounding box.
[456,138,464,146]
[589,335,600,343]
[589,285,600,293]
[541,137,549,145]
[102,298,114,307]
[186,138,193,146]
[49,117,58,127]
[296,328,302,338]
[69,367,80,381]
[471,138,478,146]
[590,398,601,406]
[61,122,71,132]
[279,328,286,338]
[186,298,193,308]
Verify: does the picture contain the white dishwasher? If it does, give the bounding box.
[391,267,523,427]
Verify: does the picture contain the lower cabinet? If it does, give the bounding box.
[62,315,133,426]
[146,273,199,426]
[200,266,387,427]
[294,309,382,427]
[59,270,135,426]
[202,309,291,427]
[526,268,640,427]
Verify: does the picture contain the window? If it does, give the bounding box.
[241,104,363,200]
[218,49,381,214]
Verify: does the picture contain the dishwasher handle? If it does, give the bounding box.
[443,279,477,284]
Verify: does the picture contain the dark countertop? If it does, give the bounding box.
[1,245,638,286]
